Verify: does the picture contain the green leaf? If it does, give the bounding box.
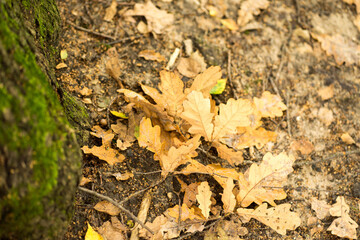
[110,111,128,119]
[134,125,140,139]
[210,79,227,94]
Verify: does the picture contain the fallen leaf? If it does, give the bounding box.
[196,182,212,219]
[94,200,121,216]
[310,197,331,220]
[98,220,126,240]
[79,87,93,96]
[111,171,134,181]
[124,1,174,34]
[138,117,163,160]
[291,139,314,155]
[82,145,125,165]
[56,62,67,69]
[210,79,227,95]
[237,0,269,27]
[140,214,180,239]
[341,133,355,145]
[181,91,214,141]
[106,47,122,81]
[60,49,68,60]
[253,91,287,118]
[327,196,358,239]
[212,98,252,140]
[104,0,117,22]
[177,57,203,78]
[168,204,204,221]
[221,19,239,31]
[312,33,360,65]
[237,152,295,207]
[90,125,114,148]
[185,66,222,98]
[318,84,334,100]
[237,203,301,235]
[139,49,166,62]
[212,141,244,166]
[110,111,128,119]
[85,223,104,240]
[317,107,334,126]
[79,176,93,186]
[222,178,236,213]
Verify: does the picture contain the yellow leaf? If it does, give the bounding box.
[138,117,163,160]
[94,201,121,216]
[168,204,204,222]
[196,182,212,219]
[237,203,301,235]
[221,19,239,31]
[210,79,227,95]
[60,49,68,60]
[110,110,128,119]
[221,178,236,213]
[81,145,125,165]
[181,91,214,141]
[56,62,67,69]
[253,91,287,118]
[85,223,104,240]
[237,152,295,207]
[103,0,117,21]
[185,66,222,98]
[139,49,166,62]
[90,125,115,148]
[212,141,243,166]
[212,98,252,140]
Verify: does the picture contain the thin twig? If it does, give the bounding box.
[66,20,116,40]
[78,186,154,235]
[103,35,142,45]
[227,50,239,99]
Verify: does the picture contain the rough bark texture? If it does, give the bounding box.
[0,0,89,239]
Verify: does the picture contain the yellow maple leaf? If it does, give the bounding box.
[81,145,125,165]
[237,152,295,207]
[181,91,214,141]
[212,98,252,140]
[138,117,163,160]
[237,203,301,235]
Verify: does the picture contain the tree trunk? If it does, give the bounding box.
[0,1,89,239]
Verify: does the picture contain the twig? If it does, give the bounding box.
[227,50,239,100]
[66,20,116,40]
[103,35,142,46]
[294,149,360,166]
[78,186,154,235]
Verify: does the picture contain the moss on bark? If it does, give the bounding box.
[0,0,88,238]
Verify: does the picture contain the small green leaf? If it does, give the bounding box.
[134,126,140,139]
[60,50,68,60]
[110,111,128,119]
[210,79,227,94]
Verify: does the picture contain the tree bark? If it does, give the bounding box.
[0,1,89,239]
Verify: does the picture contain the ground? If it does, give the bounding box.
[56,0,360,239]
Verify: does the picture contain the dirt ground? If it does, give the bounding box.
[56,0,360,239]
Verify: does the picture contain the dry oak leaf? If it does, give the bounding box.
[139,214,180,240]
[222,178,236,213]
[237,203,301,235]
[103,0,117,22]
[237,152,295,207]
[185,66,222,98]
[254,91,287,118]
[328,196,358,239]
[139,49,166,62]
[196,181,212,219]
[290,139,314,155]
[212,98,253,140]
[176,177,200,207]
[341,133,355,145]
[90,125,115,148]
[181,160,240,189]
[221,127,277,150]
[318,84,334,100]
[159,135,201,176]
[168,204,205,222]
[212,141,244,166]
[237,0,269,27]
[181,91,215,141]
[106,47,122,82]
[177,57,203,78]
[82,145,125,165]
[138,117,163,160]
[98,220,125,240]
[311,33,360,65]
[310,197,331,220]
[124,1,174,34]
[94,200,121,216]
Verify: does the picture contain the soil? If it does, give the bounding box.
[56,0,360,239]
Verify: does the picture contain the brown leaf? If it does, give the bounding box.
[317,107,334,126]
[237,203,301,235]
[138,117,163,160]
[110,171,134,181]
[139,49,166,62]
[290,139,314,155]
[237,152,295,207]
[106,47,122,82]
[318,84,334,100]
[212,141,244,166]
[94,200,121,216]
[181,91,214,141]
[124,1,174,34]
[237,0,269,27]
[221,178,236,213]
[82,145,125,165]
[196,182,212,219]
[186,66,222,98]
[312,33,360,65]
[177,57,203,78]
[103,0,117,22]
[168,204,204,222]
[212,98,252,140]
[176,178,199,207]
[341,133,355,145]
[310,197,331,220]
[139,214,179,239]
[98,221,126,240]
[253,91,287,118]
[343,0,360,13]
[90,125,115,148]
[79,176,93,186]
